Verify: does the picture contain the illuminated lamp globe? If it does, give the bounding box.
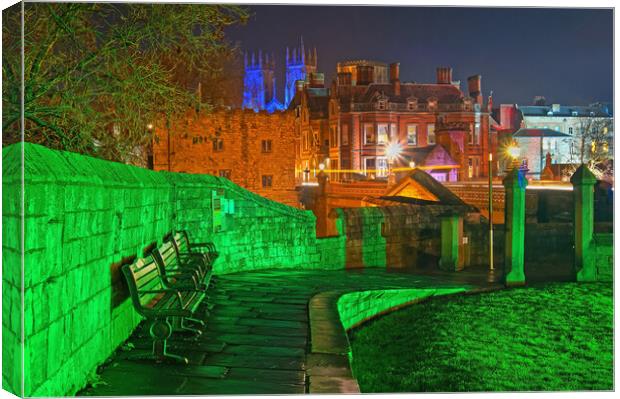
[386,142,402,160]
[318,163,325,171]
[507,145,520,159]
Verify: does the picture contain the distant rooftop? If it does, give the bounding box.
[513,128,571,138]
[518,103,612,118]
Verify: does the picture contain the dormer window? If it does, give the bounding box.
[463,97,473,111]
[427,97,438,111]
[572,111,578,116]
[378,99,387,110]
[407,97,418,111]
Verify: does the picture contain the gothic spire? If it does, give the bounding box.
[300,36,305,63]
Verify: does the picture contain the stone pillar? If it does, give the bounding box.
[570,165,597,281]
[314,171,332,237]
[502,167,528,286]
[439,214,464,271]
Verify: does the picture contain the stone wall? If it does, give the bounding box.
[335,204,474,269]
[336,288,467,331]
[153,109,299,207]
[594,233,613,282]
[2,143,348,397]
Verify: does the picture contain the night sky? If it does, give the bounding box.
[225,6,613,106]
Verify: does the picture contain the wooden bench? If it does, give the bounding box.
[172,230,219,267]
[152,240,211,292]
[122,256,206,364]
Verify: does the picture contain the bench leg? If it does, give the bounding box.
[170,316,203,337]
[150,318,189,364]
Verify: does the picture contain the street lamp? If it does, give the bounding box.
[385,141,402,183]
[506,142,520,169]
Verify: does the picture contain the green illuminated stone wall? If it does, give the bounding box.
[2,143,23,396]
[593,233,613,282]
[1,143,351,397]
[336,288,468,331]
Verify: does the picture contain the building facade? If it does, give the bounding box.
[152,109,300,207]
[496,101,613,179]
[291,62,497,184]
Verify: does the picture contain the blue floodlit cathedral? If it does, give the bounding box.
[242,38,317,113]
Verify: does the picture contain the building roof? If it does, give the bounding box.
[338,83,464,105]
[518,104,612,118]
[401,145,459,167]
[513,128,571,138]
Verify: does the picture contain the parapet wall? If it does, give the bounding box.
[2,143,345,397]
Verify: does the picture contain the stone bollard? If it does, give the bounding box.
[570,164,597,281]
[439,213,464,271]
[503,167,528,286]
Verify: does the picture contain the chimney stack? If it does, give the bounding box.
[309,72,325,88]
[467,75,482,105]
[356,65,374,86]
[295,79,305,94]
[390,62,400,96]
[436,67,453,85]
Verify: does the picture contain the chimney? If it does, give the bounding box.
[356,65,374,86]
[467,75,482,105]
[390,62,400,96]
[295,80,305,94]
[309,72,325,88]
[436,67,453,85]
[533,96,546,106]
[337,72,352,86]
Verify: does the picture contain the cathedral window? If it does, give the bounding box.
[261,140,273,153]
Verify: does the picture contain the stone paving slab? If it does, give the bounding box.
[82,268,496,396]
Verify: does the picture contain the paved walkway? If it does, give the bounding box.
[81,267,500,395]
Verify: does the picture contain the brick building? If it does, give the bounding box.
[152,109,300,207]
[291,61,498,184]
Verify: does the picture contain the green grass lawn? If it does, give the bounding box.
[349,282,613,392]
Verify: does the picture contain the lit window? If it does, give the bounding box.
[213,138,224,152]
[364,123,376,144]
[390,124,398,141]
[261,175,273,188]
[427,124,436,144]
[377,124,389,144]
[407,124,418,145]
[330,127,338,148]
[364,158,376,176]
[219,170,231,179]
[261,139,272,153]
[341,124,349,146]
[377,157,388,177]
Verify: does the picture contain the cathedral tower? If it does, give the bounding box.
[242,50,278,111]
[284,37,318,108]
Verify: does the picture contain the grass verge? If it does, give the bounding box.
[349,282,613,392]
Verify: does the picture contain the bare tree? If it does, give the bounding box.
[564,117,614,180]
[3,3,248,163]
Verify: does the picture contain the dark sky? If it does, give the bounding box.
[225,6,613,106]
